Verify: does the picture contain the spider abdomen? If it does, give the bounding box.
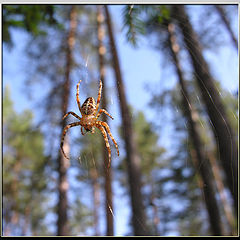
[81,97,96,115]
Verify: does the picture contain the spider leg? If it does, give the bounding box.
[96,109,114,120]
[96,124,112,168]
[60,122,81,159]
[81,126,85,135]
[91,127,95,134]
[63,111,81,121]
[95,80,102,112]
[76,80,83,114]
[97,120,119,159]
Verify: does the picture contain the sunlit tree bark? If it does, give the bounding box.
[104,5,150,235]
[89,167,100,236]
[208,153,237,235]
[57,6,77,236]
[97,5,114,236]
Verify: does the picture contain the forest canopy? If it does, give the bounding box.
[2,4,238,236]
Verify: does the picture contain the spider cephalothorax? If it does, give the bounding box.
[60,80,119,167]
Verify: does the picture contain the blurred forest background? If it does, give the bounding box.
[2,4,238,236]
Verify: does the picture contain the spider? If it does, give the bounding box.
[60,80,119,168]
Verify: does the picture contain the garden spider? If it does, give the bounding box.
[60,80,119,168]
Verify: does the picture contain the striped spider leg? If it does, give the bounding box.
[94,80,119,167]
[96,121,119,168]
[76,80,83,114]
[60,122,82,159]
[95,79,102,113]
[94,79,113,120]
[60,80,83,159]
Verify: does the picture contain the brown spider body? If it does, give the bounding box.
[80,114,95,132]
[81,97,96,115]
[80,97,97,132]
[60,80,119,168]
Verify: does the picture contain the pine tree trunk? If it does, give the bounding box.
[104,5,149,236]
[167,22,223,235]
[23,206,30,235]
[90,167,100,236]
[215,5,238,50]
[6,159,21,235]
[97,5,114,236]
[57,6,77,236]
[150,183,160,235]
[208,153,237,235]
[173,5,238,213]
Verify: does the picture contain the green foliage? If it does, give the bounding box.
[76,130,103,175]
[117,108,166,179]
[69,198,94,235]
[221,88,238,134]
[117,108,167,234]
[148,82,211,235]
[3,5,58,48]
[122,5,146,47]
[3,86,49,235]
[122,5,170,47]
[3,4,237,236]
[133,111,165,177]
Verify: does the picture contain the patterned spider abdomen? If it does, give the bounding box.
[81,97,96,115]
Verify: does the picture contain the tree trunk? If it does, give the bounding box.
[173,5,238,213]
[208,153,237,235]
[215,5,238,50]
[104,5,149,236]
[167,22,223,235]
[97,5,114,236]
[5,158,21,235]
[57,6,77,236]
[150,183,160,235]
[89,167,101,236]
[23,206,30,235]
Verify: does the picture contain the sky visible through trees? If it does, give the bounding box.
[2,4,238,236]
